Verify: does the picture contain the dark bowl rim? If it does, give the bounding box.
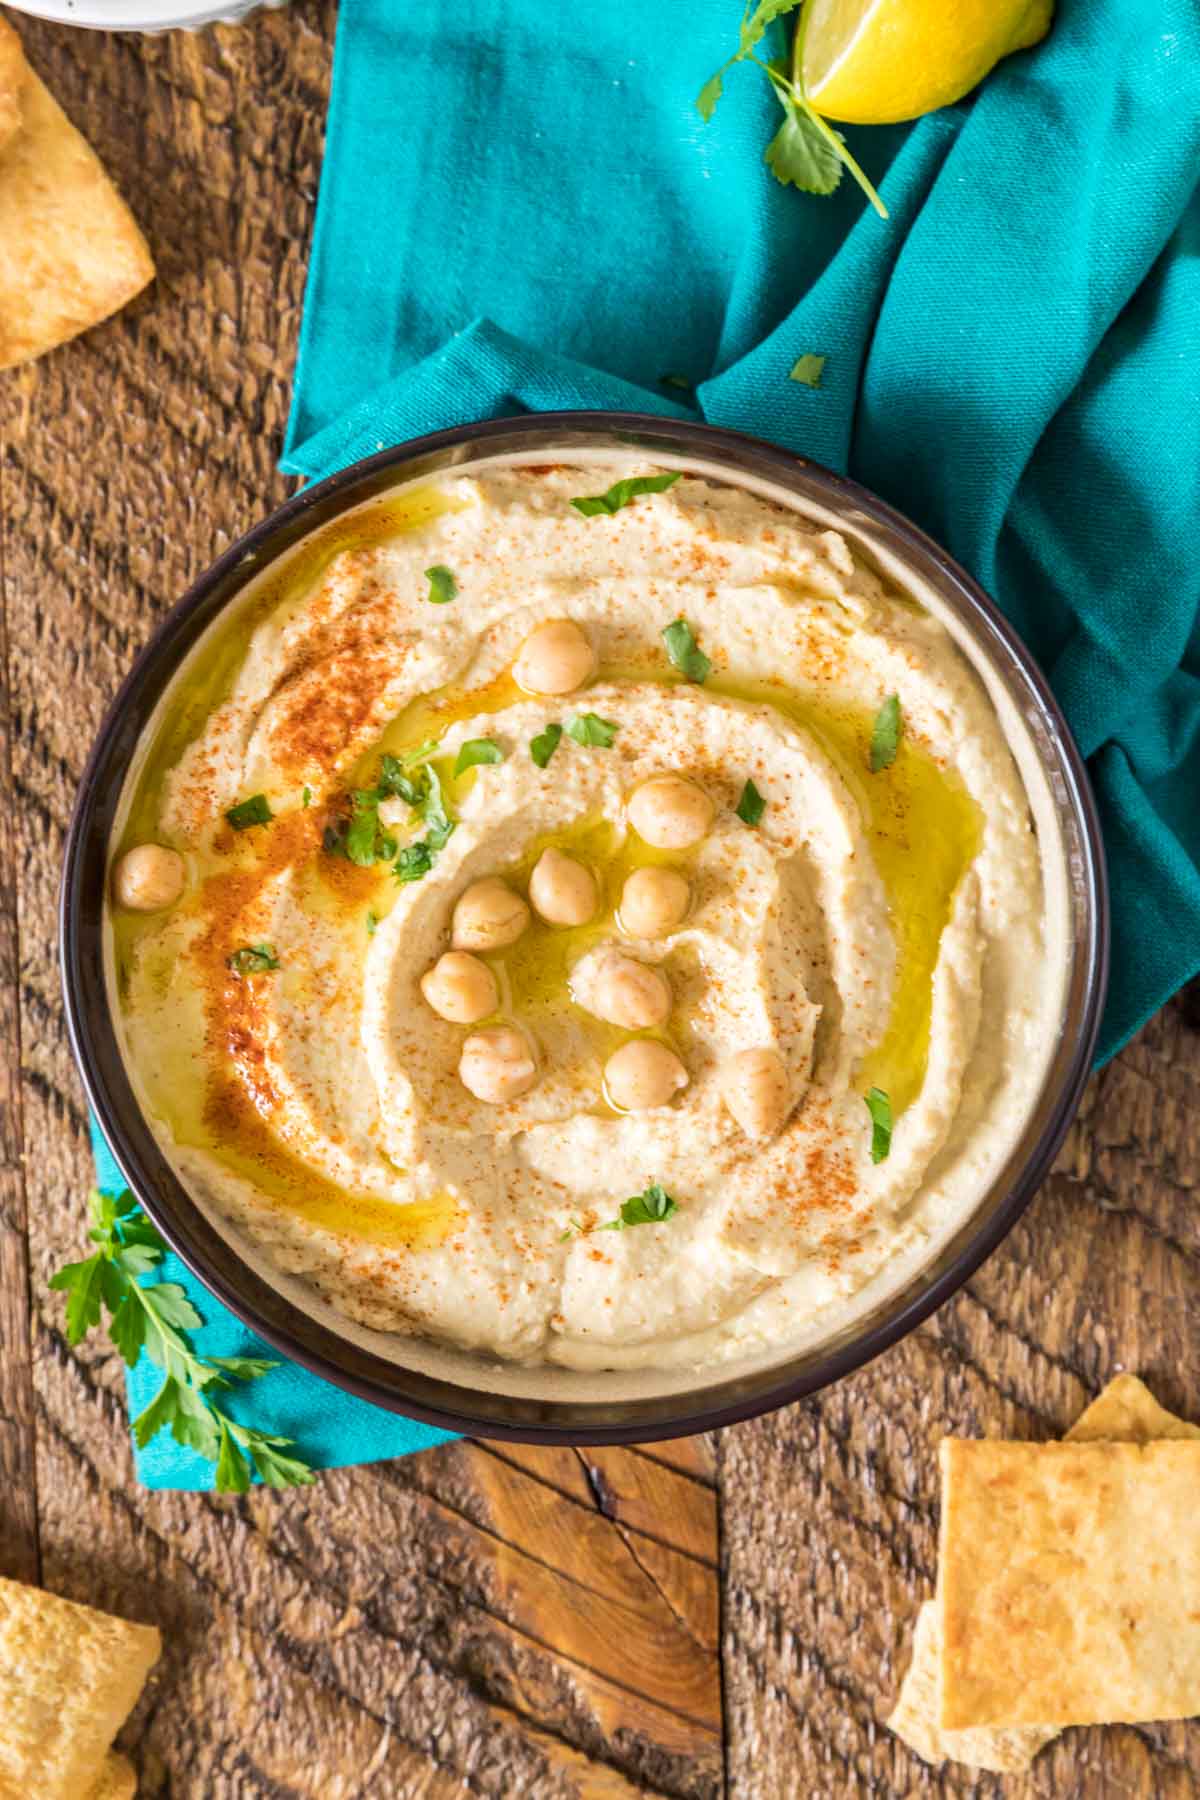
[60,411,1110,1445]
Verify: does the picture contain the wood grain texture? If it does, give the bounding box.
[0,7,1197,1796]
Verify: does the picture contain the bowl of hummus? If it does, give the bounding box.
[61,415,1107,1441]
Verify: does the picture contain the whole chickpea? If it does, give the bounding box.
[589,953,671,1031]
[720,1048,792,1140]
[112,844,186,912]
[603,1040,688,1112]
[618,866,690,939]
[451,878,531,952]
[420,951,498,1024]
[627,776,713,851]
[529,847,598,928]
[458,1026,538,1104]
[513,619,597,697]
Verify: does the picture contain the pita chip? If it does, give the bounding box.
[888,1375,1199,1771]
[88,1752,138,1800]
[0,1576,159,1800]
[0,17,154,370]
[939,1436,1200,1729]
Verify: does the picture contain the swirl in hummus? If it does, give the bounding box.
[109,462,1066,1370]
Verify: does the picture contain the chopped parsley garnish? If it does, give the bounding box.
[662,616,712,683]
[736,778,766,826]
[324,788,398,867]
[789,353,826,388]
[566,712,619,748]
[378,743,437,806]
[366,910,378,936]
[530,722,563,768]
[394,841,435,884]
[601,1183,680,1231]
[865,1087,893,1164]
[455,737,504,777]
[225,793,272,831]
[424,565,458,604]
[869,694,903,772]
[227,943,279,977]
[301,786,312,808]
[418,764,455,849]
[561,1182,680,1241]
[570,471,682,517]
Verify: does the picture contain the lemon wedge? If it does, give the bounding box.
[800,0,1054,126]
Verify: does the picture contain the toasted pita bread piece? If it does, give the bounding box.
[0,1576,159,1800]
[89,1751,138,1800]
[888,1376,1198,1771]
[0,17,153,370]
[939,1436,1200,1729]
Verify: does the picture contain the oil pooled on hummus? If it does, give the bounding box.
[109,463,1060,1371]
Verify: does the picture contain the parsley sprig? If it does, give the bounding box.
[697,0,887,219]
[50,1190,315,1492]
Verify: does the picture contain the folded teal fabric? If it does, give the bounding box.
[103,0,1200,1486]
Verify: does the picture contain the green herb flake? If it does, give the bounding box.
[301,786,312,808]
[530,722,563,769]
[366,910,378,937]
[424,565,458,605]
[864,1088,893,1164]
[225,793,272,832]
[455,738,504,777]
[227,943,279,977]
[736,779,766,826]
[570,471,682,518]
[566,712,619,748]
[49,1188,314,1492]
[662,616,712,684]
[599,1182,680,1232]
[869,694,903,772]
[789,353,826,388]
[394,841,435,884]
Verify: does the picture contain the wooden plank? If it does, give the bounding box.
[719,996,1200,1795]
[0,418,40,1588]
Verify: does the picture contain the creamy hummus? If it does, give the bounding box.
[110,461,1066,1371]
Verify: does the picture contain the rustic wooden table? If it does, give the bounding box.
[1,10,1198,1796]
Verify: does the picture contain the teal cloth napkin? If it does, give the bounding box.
[103,0,1200,1486]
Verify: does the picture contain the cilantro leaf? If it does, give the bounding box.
[789,353,826,388]
[325,789,400,867]
[736,779,766,826]
[424,565,458,604]
[740,0,803,54]
[455,738,504,777]
[109,1291,147,1365]
[215,1419,252,1493]
[419,764,455,850]
[696,66,727,121]
[662,617,712,683]
[207,1355,279,1380]
[225,793,273,832]
[48,1253,106,1344]
[570,472,682,517]
[394,841,434,883]
[566,712,619,748]
[869,694,903,772]
[530,722,563,769]
[865,1087,893,1164]
[228,943,280,977]
[765,89,843,194]
[599,1182,680,1231]
[237,1429,316,1490]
